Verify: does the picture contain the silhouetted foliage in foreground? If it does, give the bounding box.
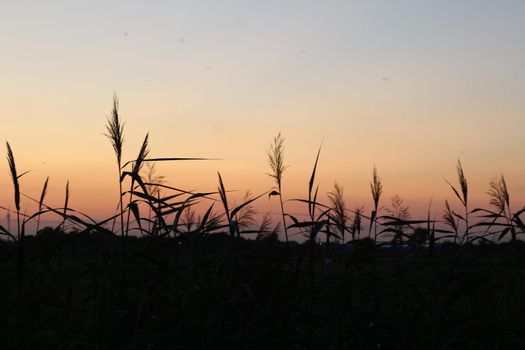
[2,95,525,349]
[2,230,525,349]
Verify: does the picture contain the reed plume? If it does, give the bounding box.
[446,159,469,242]
[6,142,22,239]
[370,165,383,242]
[235,190,257,230]
[488,174,515,241]
[104,93,125,236]
[488,174,509,213]
[386,194,410,244]
[457,159,469,240]
[267,132,289,245]
[328,182,347,243]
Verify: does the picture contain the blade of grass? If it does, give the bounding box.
[35,177,49,235]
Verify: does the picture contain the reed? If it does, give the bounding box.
[217,172,266,238]
[60,180,70,230]
[6,142,22,240]
[125,133,150,236]
[369,165,383,243]
[386,194,410,244]
[328,182,347,243]
[351,207,363,240]
[2,93,525,349]
[267,132,289,245]
[442,200,459,243]
[181,205,197,233]
[35,177,49,235]
[143,162,165,233]
[235,190,257,231]
[473,175,525,242]
[104,93,125,237]
[446,159,469,243]
[255,212,279,240]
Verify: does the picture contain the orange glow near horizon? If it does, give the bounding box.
[1,127,525,232]
[1,2,524,232]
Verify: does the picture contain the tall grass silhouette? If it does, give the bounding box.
[369,165,383,243]
[124,133,150,237]
[35,177,49,234]
[2,94,525,349]
[443,199,459,243]
[104,93,125,237]
[385,194,410,244]
[327,182,347,243]
[446,159,469,243]
[267,132,289,245]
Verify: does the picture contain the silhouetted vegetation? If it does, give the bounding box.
[1,95,525,349]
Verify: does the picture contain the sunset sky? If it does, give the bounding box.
[1,1,524,229]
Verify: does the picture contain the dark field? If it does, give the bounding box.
[2,231,525,350]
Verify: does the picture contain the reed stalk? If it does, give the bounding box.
[370,165,383,243]
[267,132,289,245]
[104,93,125,237]
[6,141,21,240]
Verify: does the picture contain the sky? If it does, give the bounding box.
[1,0,524,230]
